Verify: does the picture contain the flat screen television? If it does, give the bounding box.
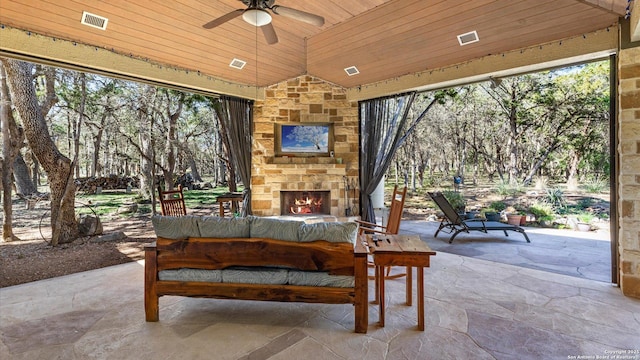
[275,123,334,157]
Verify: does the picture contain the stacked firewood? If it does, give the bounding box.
[75,175,139,193]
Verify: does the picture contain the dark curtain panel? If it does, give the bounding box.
[359,91,438,222]
[215,96,253,215]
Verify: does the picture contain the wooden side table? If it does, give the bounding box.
[215,193,244,217]
[363,233,436,331]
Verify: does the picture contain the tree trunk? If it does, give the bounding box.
[1,64,20,242]
[30,151,40,187]
[566,150,581,191]
[2,59,78,245]
[184,143,202,182]
[91,121,104,177]
[217,108,237,192]
[138,114,154,200]
[523,143,561,186]
[163,93,183,191]
[13,153,37,196]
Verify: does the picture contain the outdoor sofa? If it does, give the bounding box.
[145,215,369,333]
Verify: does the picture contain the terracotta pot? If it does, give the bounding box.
[507,215,522,226]
[520,215,527,225]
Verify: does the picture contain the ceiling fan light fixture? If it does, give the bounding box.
[243,8,272,26]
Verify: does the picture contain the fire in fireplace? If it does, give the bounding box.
[280,191,331,215]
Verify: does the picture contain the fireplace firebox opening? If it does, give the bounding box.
[280,190,331,215]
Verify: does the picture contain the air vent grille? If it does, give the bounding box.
[344,66,359,76]
[229,58,247,69]
[457,30,479,46]
[81,11,108,30]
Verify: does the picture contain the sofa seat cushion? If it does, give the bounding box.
[221,267,289,285]
[287,270,355,288]
[158,268,222,282]
[198,216,251,238]
[158,267,354,288]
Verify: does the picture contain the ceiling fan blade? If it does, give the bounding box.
[261,23,278,44]
[271,5,325,27]
[202,9,244,29]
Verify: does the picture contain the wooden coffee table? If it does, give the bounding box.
[363,233,436,330]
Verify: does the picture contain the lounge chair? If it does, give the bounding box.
[428,192,530,244]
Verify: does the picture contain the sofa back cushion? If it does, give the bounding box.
[298,222,358,244]
[151,215,200,239]
[248,216,301,242]
[198,216,251,238]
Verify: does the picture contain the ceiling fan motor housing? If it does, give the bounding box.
[241,0,275,9]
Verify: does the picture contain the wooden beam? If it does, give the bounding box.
[346,28,617,101]
[0,26,264,100]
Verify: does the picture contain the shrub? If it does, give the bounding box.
[577,212,595,223]
[577,198,594,209]
[442,190,465,213]
[495,180,524,197]
[534,176,548,190]
[539,215,554,222]
[528,201,555,218]
[489,201,507,212]
[546,188,566,210]
[581,180,608,194]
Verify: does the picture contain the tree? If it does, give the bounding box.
[1,58,78,245]
[1,64,22,241]
[12,154,37,196]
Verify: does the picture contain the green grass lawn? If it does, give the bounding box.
[73,186,237,218]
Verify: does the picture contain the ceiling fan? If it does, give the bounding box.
[202,0,325,45]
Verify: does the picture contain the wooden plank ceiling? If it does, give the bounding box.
[0,0,628,89]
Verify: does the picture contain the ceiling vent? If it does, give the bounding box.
[229,58,247,70]
[344,66,359,76]
[81,11,108,30]
[457,30,479,46]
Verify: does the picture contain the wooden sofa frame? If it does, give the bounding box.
[145,236,369,333]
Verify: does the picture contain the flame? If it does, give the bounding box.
[289,196,323,214]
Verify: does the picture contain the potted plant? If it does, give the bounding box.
[465,210,479,219]
[481,208,501,221]
[490,201,507,213]
[576,212,595,231]
[507,214,523,226]
[487,201,507,221]
[506,206,526,225]
[519,211,527,225]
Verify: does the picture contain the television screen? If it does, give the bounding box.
[276,123,333,156]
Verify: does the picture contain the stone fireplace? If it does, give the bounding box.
[251,75,360,217]
[280,190,331,215]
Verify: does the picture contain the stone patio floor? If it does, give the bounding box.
[1,220,638,359]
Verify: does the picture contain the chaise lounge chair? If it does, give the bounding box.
[428,191,530,244]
